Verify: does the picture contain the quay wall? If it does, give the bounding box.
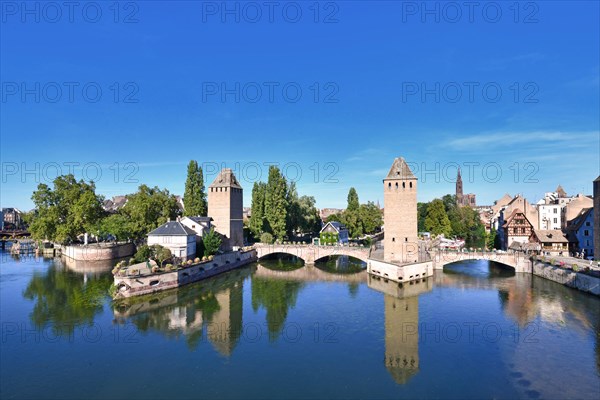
[532,261,599,296]
[114,249,257,298]
[62,243,135,261]
[367,258,433,283]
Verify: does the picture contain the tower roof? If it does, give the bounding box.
[209,168,242,189]
[385,157,416,180]
[556,185,566,197]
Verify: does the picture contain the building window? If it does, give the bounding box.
[402,182,406,188]
[392,237,395,242]
[395,182,398,189]
[586,221,591,226]
[553,208,557,214]
[584,230,589,236]
[388,182,391,189]
[553,218,557,223]
[409,182,413,188]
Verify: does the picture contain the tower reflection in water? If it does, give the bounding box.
[113,267,249,355]
[367,275,433,385]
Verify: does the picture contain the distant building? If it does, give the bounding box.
[2,208,23,230]
[319,208,344,221]
[242,207,251,222]
[383,157,418,263]
[565,208,594,258]
[102,195,128,213]
[319,221,349,244]
[208,168,244,250]
[594,176,600,260]
[530,229,569,256]
[147,220,197,260]
[455,168,476,207]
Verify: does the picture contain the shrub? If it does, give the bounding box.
[165,264,173,271]
[187,260,193,265]
[208,255,214,261]
[260,232,274,244]
[572,264,579,272]
[151,266,159,273]
[194,257,200,263]
[128,258,135,266]
[202,256,208,261]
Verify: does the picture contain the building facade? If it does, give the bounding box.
[147,220,197,260]
[500,208,534,250]
[530,229,569,256]
[208,168,244,250]
[595,176,600,260]
[319,221,349,244]
[566,208,594,258]
[538,203,562,230]
[383,157,418,264]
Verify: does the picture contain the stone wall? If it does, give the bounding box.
[532,260,599,296]
[367,258,433,283]
[62,243,135,261]
[114,249,257,298]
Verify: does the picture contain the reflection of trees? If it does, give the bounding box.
[114,268,249,353]
[259,256,304,272]
[314,255,366,274]
[251,277,304,341]
[348,282,359,298]
[23,264,112,335]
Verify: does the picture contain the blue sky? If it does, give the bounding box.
[1,1,599,210]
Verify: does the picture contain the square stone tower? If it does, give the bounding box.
[594,176,599,259]
[208,168,244,250]
[384,157,418,263]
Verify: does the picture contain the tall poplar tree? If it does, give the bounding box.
[249,182,267,238]
[264,166,288,241]
[183,160,207,216]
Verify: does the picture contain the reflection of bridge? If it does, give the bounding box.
[254,244,370,264]
[254,263,367,283]
[431,251,531,272]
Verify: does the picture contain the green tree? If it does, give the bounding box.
[249,182,267,238]
[424,199,452,237]
[150,244,172,266]
[29,175,104,244]
[347,187,360,211]
[99,214,132,241]
[120,185,180,239]
[417,202,429,232]
[202,228,222,256]
[344,188,362,238]
[297,195,321,234]
[359,201,383,234]
[183,160,207,216]
[264,166,288,241]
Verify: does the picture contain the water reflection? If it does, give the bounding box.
[251,276,304,341]
[315,255,366,274]
[22,258,112,334]
[368,275,433,385]
[113,267,250,353]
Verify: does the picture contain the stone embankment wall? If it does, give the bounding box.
[532,261,599,296]
[114,249,257,298]
[62,243,135,261]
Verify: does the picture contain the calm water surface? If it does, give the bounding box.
[1,251,599,399]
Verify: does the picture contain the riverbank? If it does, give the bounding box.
[62,242,135,261]
[112,248,257,298]
[532,259,600,296]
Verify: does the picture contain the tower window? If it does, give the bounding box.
[405,237,408,242]
[395,182,398,189]
[402,182,406,188]
[392,237,395,242]
[388,182,391,190]
[409,182,412,188]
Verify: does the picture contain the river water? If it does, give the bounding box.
[1,251,599,399]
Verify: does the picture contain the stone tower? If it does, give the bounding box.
[383,157,418,264]
[208,168,243,250]
[594,176,599,259]
[456,167,464,205]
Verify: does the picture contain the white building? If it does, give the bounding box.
[538,203,562,230]
[147,220,197,260]
[180,216,213,238]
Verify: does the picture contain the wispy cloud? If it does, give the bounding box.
[445,131,599,151]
